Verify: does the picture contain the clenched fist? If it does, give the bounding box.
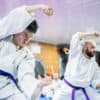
[42,5,54,16]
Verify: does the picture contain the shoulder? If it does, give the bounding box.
[0,36,16,51]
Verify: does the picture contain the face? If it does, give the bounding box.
[13,30,33,48]
[84,42,96,58]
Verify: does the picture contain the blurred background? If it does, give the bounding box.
[0,0,100,45]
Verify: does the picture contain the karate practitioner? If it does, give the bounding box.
[0,4,53,100]
[52,32,100,100]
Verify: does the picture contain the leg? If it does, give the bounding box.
[13,93,27,100]
[52,82,72,100]
[53,90,68,100]
[86,87,100,100]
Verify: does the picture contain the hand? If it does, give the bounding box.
[96,84,100,89]
[40,76,52,87]
[42,5,54,16]
[93,32,100,37]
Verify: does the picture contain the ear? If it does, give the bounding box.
[82,45,87,53]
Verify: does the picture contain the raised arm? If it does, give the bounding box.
[79,32,100,39]
[26,4,53,16]
[0,4,54,40]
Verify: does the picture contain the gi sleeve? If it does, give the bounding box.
[0,6,35,39]
[69,32,82,60]
[17,59,43,100]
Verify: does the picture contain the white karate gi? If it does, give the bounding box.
[0,5,43,100]
[53,32,100,100]
[0,37,43,100]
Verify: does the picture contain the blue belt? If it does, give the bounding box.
[64,79,90,100]
[0,70,18,88]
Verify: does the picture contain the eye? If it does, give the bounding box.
[25,33,28,37]
[92,46,95,49]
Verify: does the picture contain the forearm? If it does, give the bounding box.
[79,32,100,39]
[25,4,53,16]
[26,5,44,14]
[31,77,52,100]
[31,82,43,100]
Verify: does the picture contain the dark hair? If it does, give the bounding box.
[26,20,38,33]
